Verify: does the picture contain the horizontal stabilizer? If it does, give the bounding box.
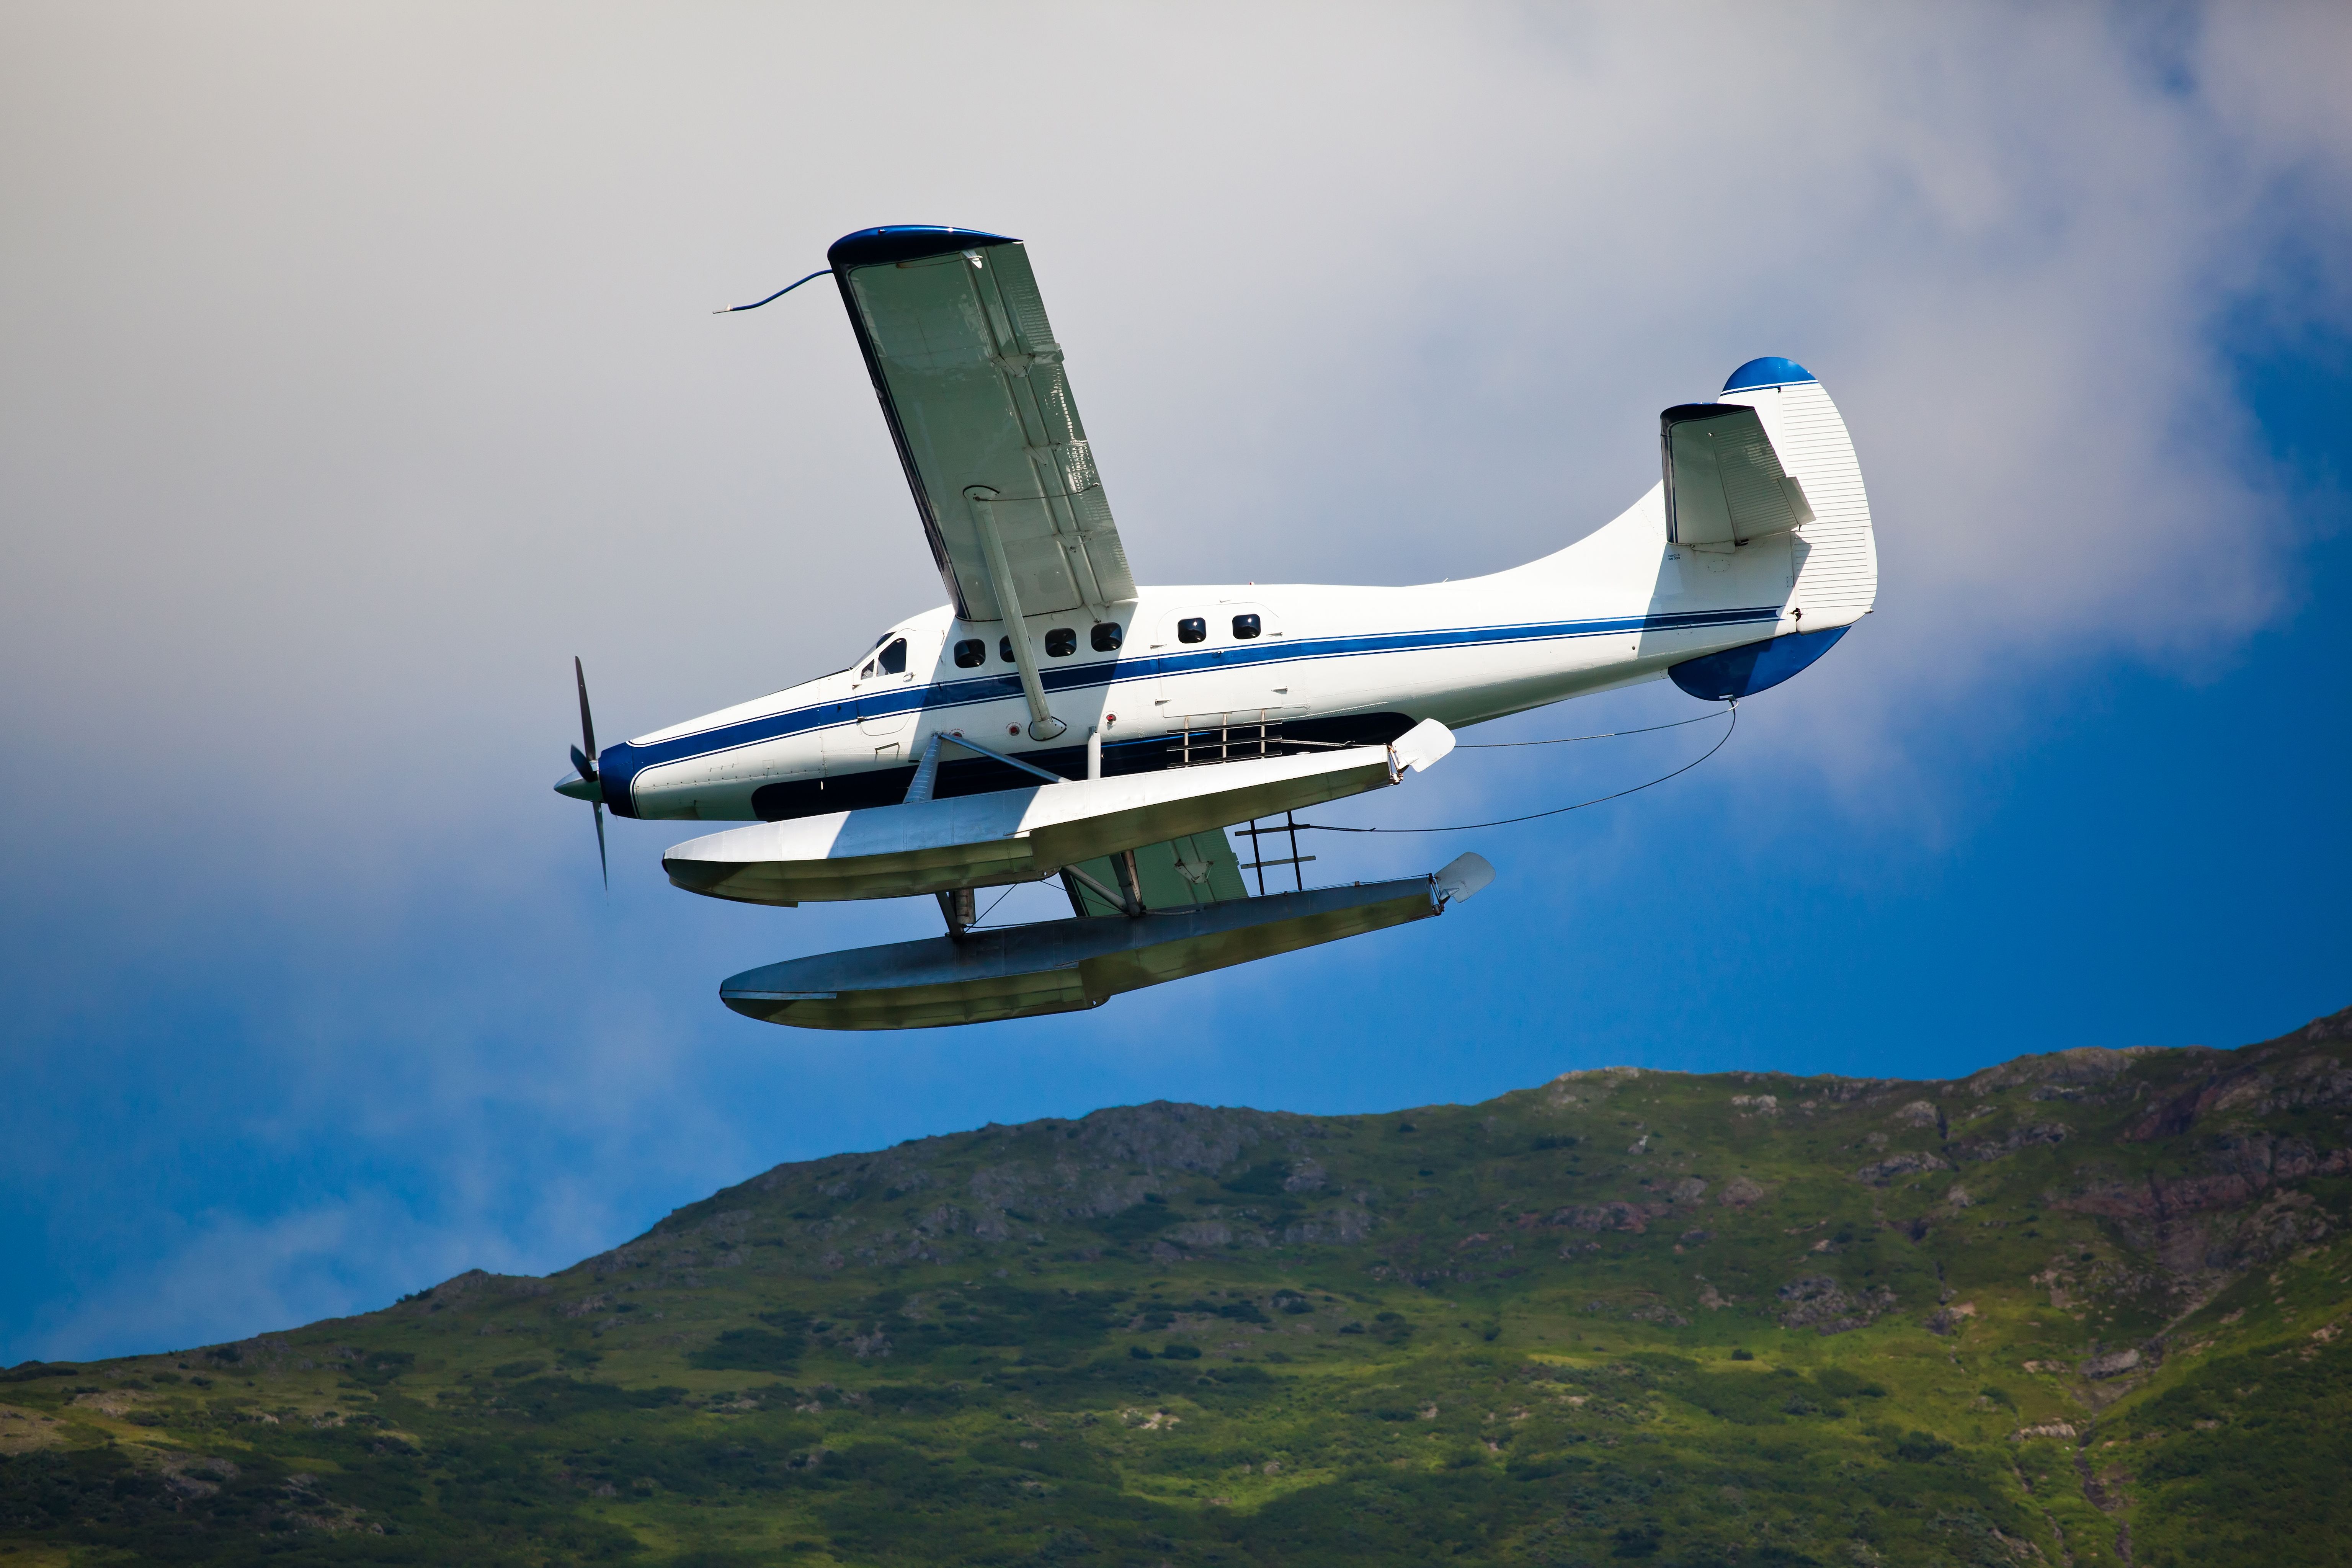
[1432,852,1494,904]
[1660,403,1813,548]
[721,872,1468,1031]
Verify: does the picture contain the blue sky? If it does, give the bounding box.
[2,3,2347,1362]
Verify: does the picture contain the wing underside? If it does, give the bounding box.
[829,227,1137,623]
[1062,830,1250,918]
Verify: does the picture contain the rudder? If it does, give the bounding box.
[1710,356,1877,636]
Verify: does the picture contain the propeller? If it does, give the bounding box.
[554,655,608,889]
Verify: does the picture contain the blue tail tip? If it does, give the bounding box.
[1723,356,1816,392]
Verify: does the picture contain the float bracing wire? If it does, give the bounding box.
[1294,702,1738,835]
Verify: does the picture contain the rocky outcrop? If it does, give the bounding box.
[2078,1346,2152,1380]
[1061,1101,1312,1173]
[1776,1276,1897,1334]
[1950,1122,2069,1163]
[2056,1146,2348,1228]
[1524,1202,1671,1235]
[1279,1206,1374,1245]
[1855,1152,1951,1186]
[2121,1010,2352,1138]
[1965,1047,2144,1098]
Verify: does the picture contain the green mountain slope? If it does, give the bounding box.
[7,1008,2351,1566]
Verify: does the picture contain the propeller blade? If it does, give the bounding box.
[574,656,598,774]
[593,800,609,891]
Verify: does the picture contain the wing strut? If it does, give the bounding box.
[1060,861,1143,918]
[903,728,1066,805]
[964,485,1066,741]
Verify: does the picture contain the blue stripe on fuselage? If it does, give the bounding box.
[596,604,1780,815]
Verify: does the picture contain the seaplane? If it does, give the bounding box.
[556,225,1877,1030]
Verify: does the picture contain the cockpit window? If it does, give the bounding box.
[876,637,907,676]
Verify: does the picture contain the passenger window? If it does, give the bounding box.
[1178,617,1207,644]
[1232,613,1261,640]
[953,638,985,669]
[877,638,907,675]
[998,636,1016,663]
[1091,622,1123,652]
[1045,627,1076,658]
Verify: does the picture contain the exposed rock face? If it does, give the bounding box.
[1532,1202,1670,1234]
[1951,1122,2070,1163]
[1279,1207,1373,1245]
[1923,1302,1980,1335]
[1855,1152,1952,1186]
[1967,1047,2144,1098]
[1776,1276,1898,1334]
[2128,1056,2352,1141]
[2078,1341,2166,1380]
[1282,1159,1328,1193]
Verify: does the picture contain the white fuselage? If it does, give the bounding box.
[596,480,1836,824]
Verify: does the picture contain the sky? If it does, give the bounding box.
[2,2,2347,1363]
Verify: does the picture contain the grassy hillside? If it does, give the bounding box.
[6,1008,2350,1566]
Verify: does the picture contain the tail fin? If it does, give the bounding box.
[1655,357,1877,701]
[1707,357,1877,635]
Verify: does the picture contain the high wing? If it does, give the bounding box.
[828,225,1137,623]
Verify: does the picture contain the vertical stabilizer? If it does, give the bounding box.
[1711,357,1877,634]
